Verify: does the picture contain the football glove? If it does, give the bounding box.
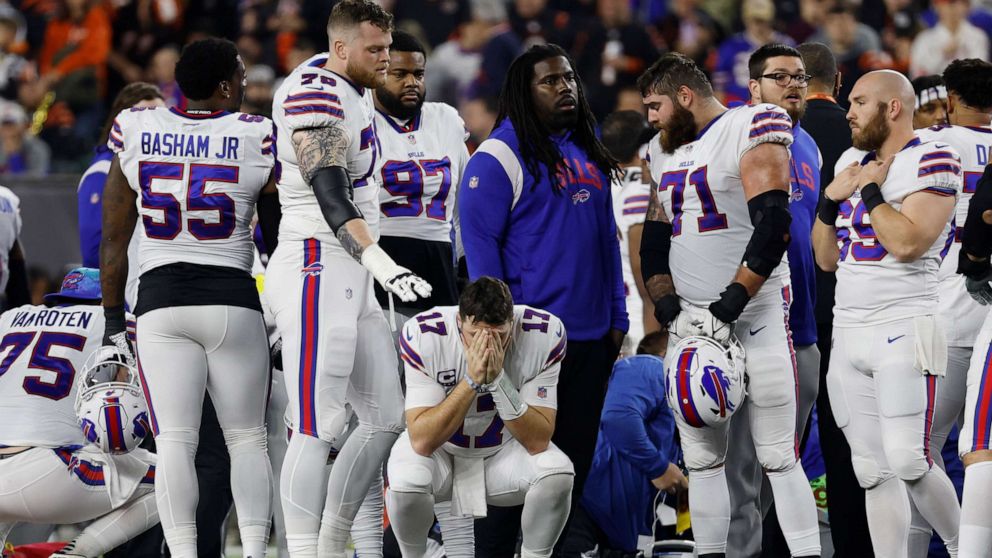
[361,244,433,303]
[966,267,992,306]
[692,309,734,346]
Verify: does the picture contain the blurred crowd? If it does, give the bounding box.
[0,0,986,176]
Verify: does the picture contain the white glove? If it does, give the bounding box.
[670,311,698,339]
[692,309,733,346]
[106,331,136,368]
[361,244,433,303]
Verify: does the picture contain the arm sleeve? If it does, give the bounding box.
[459,146,514,280]
[599,359,669,478]
[606,185,630,333]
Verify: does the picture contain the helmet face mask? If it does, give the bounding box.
[666,335,747,428]
[75,346,149,454]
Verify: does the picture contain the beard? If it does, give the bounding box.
[547,107,578,131]
[377,86,424,120]
[660,102,697,153]
[851,103,889,152]
[346,58,385,88]
[785,99,806,123]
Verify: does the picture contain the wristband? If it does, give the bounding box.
[103,304,126,345]
[817,197,840,226]
[487,371,529,421]
[708,282,750,324]
[360,244,402,285]
[653,294,680,325]
[465,375,489,394]
[861,182,885,213]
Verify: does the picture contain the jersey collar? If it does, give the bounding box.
[695,111,727,141]
[965,125,992,133]
[326,69,365,96]
[377,109,421,133]
[169,107,230,120]
[861,136,921,164]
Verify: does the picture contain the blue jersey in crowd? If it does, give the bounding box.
[786,125,820,346]
[459,119,628,340]
[77,145,114,268]
[582,354,678,550]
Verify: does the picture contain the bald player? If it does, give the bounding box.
[812,70,962,555]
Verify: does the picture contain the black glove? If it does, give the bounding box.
[653,294,680,327]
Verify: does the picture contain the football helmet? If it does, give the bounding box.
[666,335,746,428]
[74,346,150,454]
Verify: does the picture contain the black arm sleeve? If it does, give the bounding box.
[959,164,992,278]
[743,189,792,277]
[312,166,362,234]
[4,245,27,309]
[639,219,673,284]
[256,191,281,258]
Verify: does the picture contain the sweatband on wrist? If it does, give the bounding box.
[709,282,750,323]
[861,183,885,213]
[487,371,528,421]
[817,197,840,226]
[360,244,400,285]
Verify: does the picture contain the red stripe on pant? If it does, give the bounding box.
[924,375,937,467]
[299,238,321,437]
[781,286,801,459]
[972,344,992,452]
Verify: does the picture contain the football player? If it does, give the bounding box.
[385,277,574,558]
[264,2,431,557]
[0,268,158,558]
[100,38,279,558]
[811,70,962,555]
[638,53,820,558]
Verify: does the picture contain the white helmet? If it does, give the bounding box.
[74,346,150,454]
[666,335,746,428]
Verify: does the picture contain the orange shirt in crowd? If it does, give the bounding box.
[39,4,111,89]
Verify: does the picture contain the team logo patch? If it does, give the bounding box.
[571,189,591,205]
[468,176,479,189]
[537,386,548,399]
[301,262,324,277]
[407,133,417,144]
[345,288,353,299]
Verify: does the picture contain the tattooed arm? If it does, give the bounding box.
[292,122,374,262]
[639,181,680,325]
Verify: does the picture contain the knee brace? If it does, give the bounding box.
[745,350,795,409]
[530,447,575,484]
[222,426,268,456]
[756,444,797,473]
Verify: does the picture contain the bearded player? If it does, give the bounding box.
[265,2,432,556]
[385,276,574,558]
[638,52,820,558]
[812,70,961,555]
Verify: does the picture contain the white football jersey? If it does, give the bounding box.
[917,125,991,346]
[273,54,381,254]
[0,304,104,447]
[646,104,793,307]
[375,102,469,242]
[612,166,650,348]
[0,185,20,294]
[109,106,274,275]
[831,138,961,326]
[401,305,566,458]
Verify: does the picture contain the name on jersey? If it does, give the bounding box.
[140,132,241,160]
[976,145,992,166]
[10,309,92,329]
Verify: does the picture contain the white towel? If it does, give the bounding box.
[451,455,487,518]
[913,315,948,377]
[78,447,157,507]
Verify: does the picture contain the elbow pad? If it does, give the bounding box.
[256,191,281,257]
[961,165,992,267]
[743,189,792,277]
[311,166,362,234]
[640,219,674,284]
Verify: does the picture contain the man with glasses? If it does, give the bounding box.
[723,43,823,558]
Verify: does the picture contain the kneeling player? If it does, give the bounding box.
[385,277,574,558]
[0,268,158,557]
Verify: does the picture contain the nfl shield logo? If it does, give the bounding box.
[537,386,548,399]
[469,176,479,189]
[407,133,417,144]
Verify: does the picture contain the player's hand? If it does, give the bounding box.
[382,269,433,303]
[966,266,992,305]
[692,309,733,346]
[651,462,689,494]
[670,311,698,340]
[824,161,860,202]
[485,330,507,384]
[466,329,491,386]
[103,331,136,368]
[858,155,894,189]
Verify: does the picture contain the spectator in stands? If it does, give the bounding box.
[0,100,48,177]
[390,0,471,48]
[911,74,949,128]
[285,37,318,74]
[0,15,29,103]
[652,0,723,68]
[910,0,989,77]
[36,0,111,141]
[712,0,794,105]
[77,82,163,270]
[243,65,275,119]
[571,0,660,118]
[147,45,183,108]
[426,0,506,107]
[459,94,498,151]
[580,331,685,556]
[807,1,883,103]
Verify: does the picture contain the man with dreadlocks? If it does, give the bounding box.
[459,43,628,556]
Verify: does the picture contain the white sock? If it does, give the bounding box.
[352,472,384,557]
[155,428,200,558]
[385,488,434,558]
[435,500,475,557]
[689,466,731,555]
[280,434,332,557]
[520,473,573,558]
[960,461,992,558]
[767,463,821,556]
[866,476,911,556]
[905,466,960,553]
[224,426,273,558]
